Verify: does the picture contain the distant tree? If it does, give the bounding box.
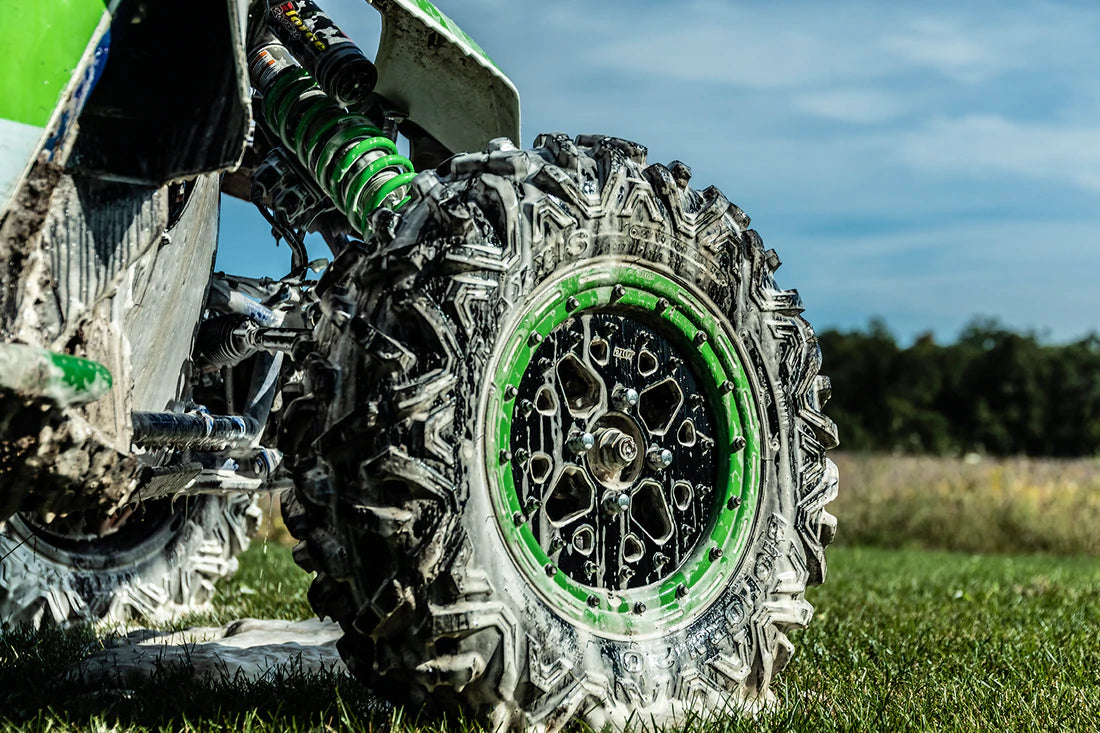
[818,317,1100,457]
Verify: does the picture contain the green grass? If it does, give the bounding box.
[2,544,1098,731]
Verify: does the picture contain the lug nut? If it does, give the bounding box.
[586,595,600,608]
[499,449,513,463]
[603,491,631,516]
[611,284,626,300]
[513,512,526,526]
[676,583,689,599]
[514,448,530,464]
[612,386,640,409]
[584,561,598,578]
[505,385,518,399]
[633,602,647,615]
[568,431,596,454]
[647,447,674,470]
[550,536,565,553]
[566,296,580,311]
[727,495,742,510]
[656,297,670,312]
[618,567,635,583]
[720,381,734,394]
[519,399,534,416]
[544,563,557,577]
[693,331,708,346]
[653,552,669,568]
[709,546,723,562]
[731,435,747,452]
[529,332,543,346]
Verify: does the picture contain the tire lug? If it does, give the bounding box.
[731,435,747,452]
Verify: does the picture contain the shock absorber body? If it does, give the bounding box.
[249,40,416,235]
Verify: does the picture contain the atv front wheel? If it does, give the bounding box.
[285,134,838,729]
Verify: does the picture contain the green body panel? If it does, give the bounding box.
[486,264,761,638]
[404,0,501,71]
[0,344,112,406]
[0,0,108,127]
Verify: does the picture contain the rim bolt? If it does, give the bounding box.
[566,296,580,311]
[500,449,513,463]
[667,357,683,372]
[656,297,670,312]
[514,448,530,464]
[612,386,639,409]
[647,447,674,470]
[720,381,734,394]
[618,567,635,583]
[727,495,742,510]
[676,583,689,599]
[586,595,600,608]
[524,497,541,513]
[504,385,518,399]
[513,512,526,526]
[550,536,565,553]
[611,284,626,300]
[529,332,543,346]
[693,331,708,346]
[653,552,669,568]
[709,546,723,562]
[519,399,534,416]
[544,563,557,577]
[584,561,598,578]
[603,491,631,516]
[731,435,747,452]
[568,431,596,455]
[633,602,647,615]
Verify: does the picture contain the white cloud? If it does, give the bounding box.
[792,88,911,124]
[893,115,1100,192]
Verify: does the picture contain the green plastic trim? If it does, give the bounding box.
[485,264,761,639]
[0,0,109,128]
[0,343,112,406]
[406,0,502,72]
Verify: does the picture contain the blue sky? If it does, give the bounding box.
[218,0,1100,344]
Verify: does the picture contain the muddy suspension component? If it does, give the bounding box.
[249,39,416,236]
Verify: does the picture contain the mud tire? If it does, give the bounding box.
[0,495,260,628]
[284,134,838,730]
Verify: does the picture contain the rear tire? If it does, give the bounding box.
[284,134,838,729]
[0,495,260,628]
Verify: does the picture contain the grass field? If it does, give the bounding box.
[3,539,1098,732]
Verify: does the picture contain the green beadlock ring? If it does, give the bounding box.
[485,263,762,639]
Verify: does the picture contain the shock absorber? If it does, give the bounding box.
[249,41,416,235]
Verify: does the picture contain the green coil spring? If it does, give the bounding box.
[261,67,417,235]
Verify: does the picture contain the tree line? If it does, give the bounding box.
[817,318,1100,457]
